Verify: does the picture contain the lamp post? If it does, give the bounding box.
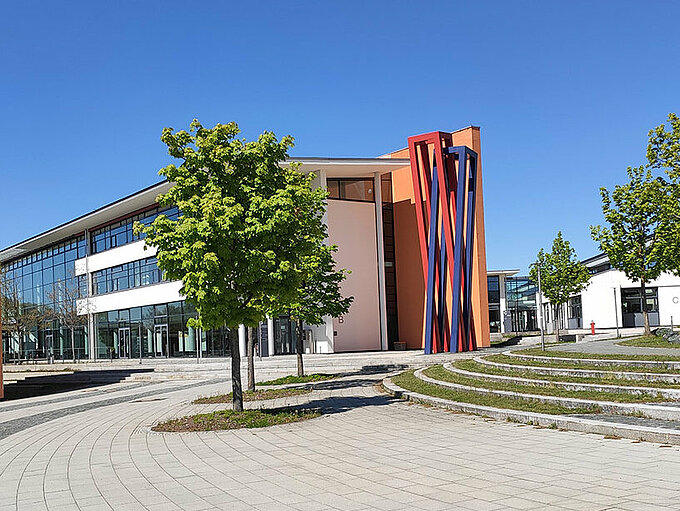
[537,265,545,351]
[613,287,620,339]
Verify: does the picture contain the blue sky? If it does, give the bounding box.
[1,1,678,272]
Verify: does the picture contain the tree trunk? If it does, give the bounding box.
[641,279,651,335]
[71,327,76,363]
[296,319,305,378]
[229,328,243,412]
[247,326,255,392]
[554,304,560,344]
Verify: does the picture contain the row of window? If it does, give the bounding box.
[91,257,162,295]
[90,205,179,254]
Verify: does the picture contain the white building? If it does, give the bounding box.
[542,253,680,333]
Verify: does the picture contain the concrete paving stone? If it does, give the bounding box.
[2,356,680,510]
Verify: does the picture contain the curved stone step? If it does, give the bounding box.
[504,350,680,369]
[476,357,680,383]
[383,377,680,445]
[414,368,680,421]
[442,363,680,400]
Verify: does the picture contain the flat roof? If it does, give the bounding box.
[487,269,520,276]
[0,157,412,264]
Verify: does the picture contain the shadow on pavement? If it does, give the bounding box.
[1,368,154,401]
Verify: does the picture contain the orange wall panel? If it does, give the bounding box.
[386,126,490,350]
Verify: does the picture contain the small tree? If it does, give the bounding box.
[529,232,590,343]
[137,120,326,411]
[0,269,41,360]
[47,274,88,362]
[591,166,673,335]
[282,244,353,377]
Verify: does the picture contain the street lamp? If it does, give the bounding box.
[613,287,620,339]
[537,265,545,351]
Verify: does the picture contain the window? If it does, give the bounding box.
[91,257,163,295]
[487,276,500,304]
[568,295,582,319]
[327,179,375,202]
[621,287,658,314]
[90,205,179,254]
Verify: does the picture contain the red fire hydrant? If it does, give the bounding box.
[590,321,595,334]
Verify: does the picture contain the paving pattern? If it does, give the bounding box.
[2,365,680,511]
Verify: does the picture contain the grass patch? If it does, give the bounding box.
[517,346,680,362]
[424,365,665,403]
[259,373,338,386]
[152,408,321,432]
[487,354,680,374]
[618,336,680,349]
[193,387,311,404]
[391,370,600,415]
[454,359,680,389]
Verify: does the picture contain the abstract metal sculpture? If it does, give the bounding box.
[408,132,478,354]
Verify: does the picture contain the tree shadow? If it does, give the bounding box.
[1,368,154,401]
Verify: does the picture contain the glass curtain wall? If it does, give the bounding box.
[487,276,501,333]
[1,236,88,361]
[505,277,538,332]
[95,300,233,358]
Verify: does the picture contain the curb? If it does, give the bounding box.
[382,377,680,445]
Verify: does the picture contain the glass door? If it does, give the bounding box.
[118,328,131,358]
[154,324,169,357]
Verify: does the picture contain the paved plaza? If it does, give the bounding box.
[1,357,680,511]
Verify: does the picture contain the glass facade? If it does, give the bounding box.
[90,205,178,254]
[505,276,538,332]
[621,287,658,314]
[1,235,88,360]
[487,276,501,333]
[94,300,234,358]
[92,256,163,295]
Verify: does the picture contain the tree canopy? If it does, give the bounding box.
[530,232,590,342]
[136,119,329,410]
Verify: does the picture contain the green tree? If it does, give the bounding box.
[591,168,675,335]
[0,268,41,360]
[647,113,680,178]
[529,232,590,343]
[137,120,327,411]
[279,243,353,377]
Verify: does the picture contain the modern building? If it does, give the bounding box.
[487,270,539,335]
[544,253,680,332]
[489,253,680,338]
[0,127,491,371]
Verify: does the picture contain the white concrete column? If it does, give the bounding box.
[84,228,97,360]
[374,172,388,351]
[238,324,246,356]
[267,317,275,357]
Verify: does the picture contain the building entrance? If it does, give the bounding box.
[118,328,131,358]
[154,324,169,357]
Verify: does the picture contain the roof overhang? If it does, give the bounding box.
[282,157,411,178]
[0,181,172,264]
[0,156,412,264]
[487,269,520,277]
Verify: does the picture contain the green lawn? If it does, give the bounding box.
[454,359,680,389]
[617,336,680,349]
[424,365,665,403]
[391,370,600,415]
[517,346,680,361]
[152,408,321,432]
[259,373,338,386]
[486,353,680,374]
[193,387,311,404]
